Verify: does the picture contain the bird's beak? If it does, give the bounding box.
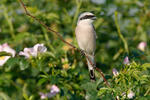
[92,16,97,20]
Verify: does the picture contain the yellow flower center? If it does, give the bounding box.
[63,63,69,69]
[0,56,6,60]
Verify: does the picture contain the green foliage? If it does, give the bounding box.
[0,0,150,100]
[98,62,150,99]
[0,52,12,57]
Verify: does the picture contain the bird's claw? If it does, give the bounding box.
[80,49,85,57]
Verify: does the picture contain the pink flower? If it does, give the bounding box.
[47,85,60,98]
[112,68,119,76]
[39,92,47,99]
[123,56,130,65]
[137,42,147,52]
[19,44,47,58]
[0,43,16,66]
[51,85,60,93]
[39,85,60,99]
[127,90,135,99]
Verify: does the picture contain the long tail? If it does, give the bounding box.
[86,54,96,81]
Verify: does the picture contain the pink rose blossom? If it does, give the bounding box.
[39,85,60,99]
[127,90,135,99]
[123,56,130,65]
[137,42,147,52]
[112,68,119,76]
[0,43,16,66]
[39,92,47,99]
[19,44,47,58]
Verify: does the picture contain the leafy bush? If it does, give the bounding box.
[0,0,150,100]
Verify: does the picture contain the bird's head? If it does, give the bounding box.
[77,12,96,24]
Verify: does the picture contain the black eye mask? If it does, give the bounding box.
[80,15,95,20]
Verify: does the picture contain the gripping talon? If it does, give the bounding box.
[80,49,85,57]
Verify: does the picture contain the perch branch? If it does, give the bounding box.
[18,0,110,87]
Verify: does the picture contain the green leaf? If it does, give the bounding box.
[0,51,12,57]
[19,59,29,70]
[98,87,112,96]
[141,63,150,69]
[0,92,11,100]
[81,82,98,100]
[37,78,48,86]
[4,57,18,71]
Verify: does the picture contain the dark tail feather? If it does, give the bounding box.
[86,53,96,81]
[90,69,96,81]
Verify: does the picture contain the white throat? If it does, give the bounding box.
[77,19,94,26]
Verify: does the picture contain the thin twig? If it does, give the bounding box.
[18,0,110,87]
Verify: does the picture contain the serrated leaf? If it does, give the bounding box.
[98,87,112,96]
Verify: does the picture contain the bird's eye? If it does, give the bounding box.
[80,15,95,20]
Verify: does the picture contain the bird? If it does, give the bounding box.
[75,12,97,81]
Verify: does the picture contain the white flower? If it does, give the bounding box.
[127,90,135,99]
[137,42,147,52]
[0,43,16,66]
[112,68,119,76]
[19,44,47,58]
[123,56,130,65]
[39,85,60,99]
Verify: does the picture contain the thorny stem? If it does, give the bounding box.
[18,0,110,87]
[95,67,110,87]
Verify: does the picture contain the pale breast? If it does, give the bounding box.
[75,24,96,54]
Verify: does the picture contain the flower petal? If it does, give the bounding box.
[19,44,47,58]
[51,85,60,93]
[127,90,135,99]
[123,56,130,65]
[137,42,147,52]
[0,56,10,66]
[2,43,16,57]
[39,92,47,99]
[112,68,119,76]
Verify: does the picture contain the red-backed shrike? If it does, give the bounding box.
[75,12,97,81]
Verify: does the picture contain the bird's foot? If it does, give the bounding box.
[80,49,85,57]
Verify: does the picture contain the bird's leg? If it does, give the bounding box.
[80,49,85,57]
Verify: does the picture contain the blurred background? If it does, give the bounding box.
[0,0,150,100]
